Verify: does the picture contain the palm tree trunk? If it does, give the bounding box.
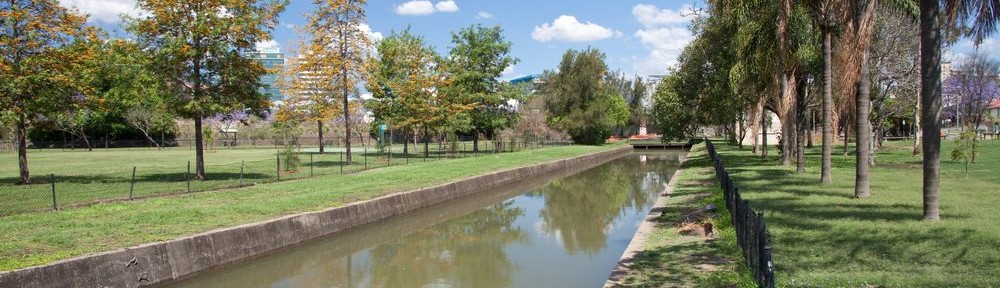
[919,0,941,220]
[855,46,872,198]
[796,76,807,173]
[913,102,921,155]
[822,25,835,183]
[843,114,851,156]
[762,109,769,161]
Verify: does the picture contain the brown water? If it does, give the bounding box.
[165,151,683,288]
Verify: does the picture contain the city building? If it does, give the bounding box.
[254,47,285,102]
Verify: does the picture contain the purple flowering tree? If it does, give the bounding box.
[942,52,1000,133]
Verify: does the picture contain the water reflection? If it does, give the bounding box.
[166,152,681,288]
[535,153,677,254]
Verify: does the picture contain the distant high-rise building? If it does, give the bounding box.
[255,47,285,102]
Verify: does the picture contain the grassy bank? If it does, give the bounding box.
[625,139,1000,287]
[0,144,619,271]
[0,141,550,215]
[616,143,745,287]
[705,139,999,287]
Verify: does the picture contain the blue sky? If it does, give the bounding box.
[62,0,997,79]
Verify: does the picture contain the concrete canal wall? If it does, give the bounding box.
[0,146,632,288]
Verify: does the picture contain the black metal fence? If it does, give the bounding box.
[0,137,571,216]
[705,139,775,288]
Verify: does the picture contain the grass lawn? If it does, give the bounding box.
[0,140,553,215]
[698,138,999,287]
[625,139,1000,287]
[0,143,618,271]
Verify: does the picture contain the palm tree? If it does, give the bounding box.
[851,0,877,198]
[920,0,1000,220]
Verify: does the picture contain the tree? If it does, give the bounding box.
[540,48,628,145]
[94,39,174,149]
[446,24,519,152]
[943,52,1000,137]
[869,10,919,152]
[921,0,1000,220]
[1,0,95,184]
[366,29,472,157]
[651,74,698,141]
[127,0,286,180]
[294,0,371,164]
[278,53,342,154]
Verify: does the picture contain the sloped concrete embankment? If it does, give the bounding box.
[0,146,632,288]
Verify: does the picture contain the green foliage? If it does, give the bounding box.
[126,0,286,120]
[651,75,698,142]
[366,29,472,135]
[540,48,627,145]
[281,143,300,172]
[445,24,521,135]
[950,129,980,177]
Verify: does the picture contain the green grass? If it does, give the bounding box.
[617,143,747,287]
[0,143,618,271]
[705,139,1000,287]
[0,140,557,215]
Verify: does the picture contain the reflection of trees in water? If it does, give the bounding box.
[366,200,528,288]
[538,154,676,255]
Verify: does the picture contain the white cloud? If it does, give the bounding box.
[282,22,296,30]
[531,15,616,42]
[59,0,139,23]
[476,11,493,19]
[633,27,694,75]
[502,65,515,77]
[434,1,459,12]
[632,4,697,28]
[256,40,280,51]
[395,1,435,15]
[394,0,459,16]
[358,23,383,41]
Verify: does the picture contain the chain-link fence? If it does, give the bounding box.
[0,136,571,216]
[705,139,775,288]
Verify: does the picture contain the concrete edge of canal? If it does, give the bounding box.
[604,148,692,287]
[0,145,633,288]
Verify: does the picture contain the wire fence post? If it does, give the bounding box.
[186,161,191,193]
[276,154,281,181]
[239,160,245,186]
[364,147,368,170]
[340,152,344,174]
[310,153,314,177]
[129,166,136,200]
[50,174,57,211]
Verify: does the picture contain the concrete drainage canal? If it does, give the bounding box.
[164,151,684,288]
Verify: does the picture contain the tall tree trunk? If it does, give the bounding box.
[194,115,206,180]
[919,0,941,220]
[913,102,921,155]
[796,76,807,173]
[423,126,430,158]
[342,93,352,165]
[317,120,325,154]
[781,74,793,166]
[807,110,815,148]
[843,114,851,156]
[473,129,479,152]
[855,45,872,198]
[17,113,31,184]
[762,109,769,161]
